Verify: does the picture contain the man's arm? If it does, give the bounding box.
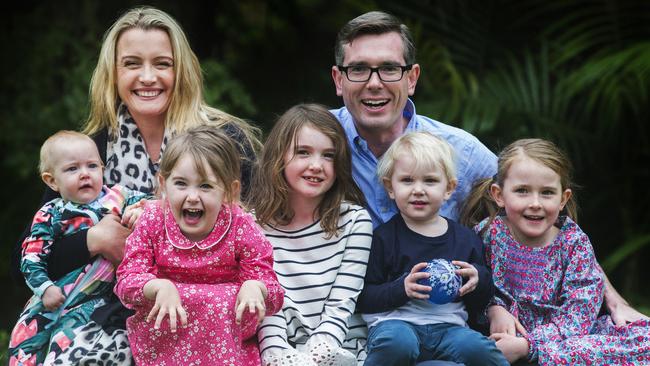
[599,264,649,326]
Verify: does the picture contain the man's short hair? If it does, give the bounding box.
[335,11,416,65]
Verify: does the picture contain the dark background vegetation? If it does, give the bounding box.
[2,0,649,358]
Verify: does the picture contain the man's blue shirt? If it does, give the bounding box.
[332,99,497,227]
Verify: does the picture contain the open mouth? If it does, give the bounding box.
[362,99,389,109]
[410,200,427,205]
[79,183,93,190]
[183,208,203,224]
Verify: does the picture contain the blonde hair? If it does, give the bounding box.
[158,125,241,203]
[39,130,99,174]
[460,138,578,230]
[377,131,457,184]
[83,6,260,151]
[249,103,365,238]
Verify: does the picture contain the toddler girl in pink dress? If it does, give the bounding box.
[115,126,284,365]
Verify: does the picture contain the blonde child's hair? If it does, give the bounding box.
[39,131,99,174]
[158,125,241,203]
[82,6,261,152]
[460,138,578,230]
[377,131,457,185]
[249,103,365,238]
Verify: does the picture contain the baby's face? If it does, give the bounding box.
[45,138,104,204]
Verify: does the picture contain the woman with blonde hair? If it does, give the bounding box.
[11,6,259,364]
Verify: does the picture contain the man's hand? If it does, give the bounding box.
[489,332,529,363]
[87,214,130,265]
[487,305,528,336]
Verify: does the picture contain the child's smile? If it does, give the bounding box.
[491,156,572,248]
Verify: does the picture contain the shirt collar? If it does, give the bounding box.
[163,202,233,250]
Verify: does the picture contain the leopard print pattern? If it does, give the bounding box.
[53,321,133,366]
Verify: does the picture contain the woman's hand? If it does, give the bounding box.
[42,285,66,311]
[143,279,187,332]
[453,260,478,296]
[489,332,529,363]
[235,280,268,325]
[404,262,432,300]
[487,305,528,336]
[87,214,130,265]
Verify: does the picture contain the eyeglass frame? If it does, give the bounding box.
[337,64,414,82]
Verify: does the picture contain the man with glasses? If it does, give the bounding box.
[331,11,496,228]
[330,10,647,366]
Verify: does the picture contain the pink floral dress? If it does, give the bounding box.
[115,201,284,366]
[477,216,650,365]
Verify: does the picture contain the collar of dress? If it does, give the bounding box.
[163,202,233,250]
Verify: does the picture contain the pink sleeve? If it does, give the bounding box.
[114,202,160,309]
[233,208,284,336]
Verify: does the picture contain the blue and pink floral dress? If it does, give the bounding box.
[476,216,650,365]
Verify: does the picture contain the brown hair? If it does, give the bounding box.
[460,138,578,231]
[335,11,416,65]
[159,125,241,203]
[249,103,365,238]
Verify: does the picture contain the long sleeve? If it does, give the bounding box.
[311,210,372,344]
[234,213,284,339]
[461,235,494,315]
[526,231,603,361]
[357,231,410,313]
[114,203,159,309]
[20,202,59,297]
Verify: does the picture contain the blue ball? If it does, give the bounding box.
[417,259,462,304]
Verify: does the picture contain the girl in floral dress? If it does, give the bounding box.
[463,138,650,365]
[115,126,284,365]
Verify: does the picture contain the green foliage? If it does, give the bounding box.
[398,0,650,299]
[2,0,648,330]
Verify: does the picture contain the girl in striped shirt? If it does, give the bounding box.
[250,104,373,366]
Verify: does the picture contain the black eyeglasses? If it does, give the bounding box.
[337,64,413,82]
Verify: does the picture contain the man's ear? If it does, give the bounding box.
[444,179,458,200]
[383,177,395,199]
[489,183,505,208]
[332,65,344,97]
[41,172,59,192]
[407,63,421,96]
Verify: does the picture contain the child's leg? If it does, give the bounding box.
[364,320,420,366]
[427,324,508,366]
